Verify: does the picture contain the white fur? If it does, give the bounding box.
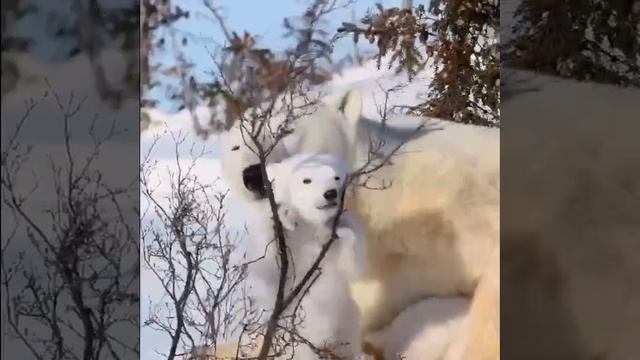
[218,121,291,319]
[287,90,500,359]
[269,154,347,225]
[264,153,368,359]
[285,90,363,170]
[219,121,289,204]
[368,297,470,360]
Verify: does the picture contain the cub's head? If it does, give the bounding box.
[268,153,349,227]
[220,123,289,202]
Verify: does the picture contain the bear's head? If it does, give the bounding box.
[268,153,350,228]
[220,122,289,202]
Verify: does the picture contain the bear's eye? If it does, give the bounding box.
[231,145,240,151]
[335,176,340,181]
[303,178,311,184]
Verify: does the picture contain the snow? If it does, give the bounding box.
[143,105,218,141]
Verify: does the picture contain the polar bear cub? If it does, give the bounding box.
[265,153,368,359]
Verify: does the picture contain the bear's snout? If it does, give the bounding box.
[323,189,338,201]
[242,164,266,198]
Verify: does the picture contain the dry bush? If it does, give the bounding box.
[1,86,139,359]
[339,1,500,126]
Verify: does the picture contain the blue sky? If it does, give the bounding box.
[148,0,428,111]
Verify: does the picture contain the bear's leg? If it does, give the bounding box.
[463,246,499,360]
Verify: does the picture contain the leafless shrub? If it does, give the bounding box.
[1,84,139,359]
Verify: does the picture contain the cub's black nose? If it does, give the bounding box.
[323,189,338,201]
[242,164,266,198]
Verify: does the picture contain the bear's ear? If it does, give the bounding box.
[324,90,363,126]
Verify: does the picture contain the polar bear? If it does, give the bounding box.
[218,121,292,312]
[285,90,364,169]
[268,153,368,282]
[275,90,499,358]
[348,139,499,327]
[263,153,368,359]
[361,248,499,360]
[215,90,368,358]
[218,90,366,317]
[210,153,369,359]
[218,90,365,301]
[343,122,499,359]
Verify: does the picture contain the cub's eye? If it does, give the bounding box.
[334,176,340,181]
[231,145,240,151]
[303,178,311,184]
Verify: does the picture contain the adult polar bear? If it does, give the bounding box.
[285,89,499,359]
[347,112,500,359]
[219,89,499,359]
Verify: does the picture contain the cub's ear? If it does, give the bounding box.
[323,89,363,126]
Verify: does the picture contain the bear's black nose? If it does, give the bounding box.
[323,189,338,201]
